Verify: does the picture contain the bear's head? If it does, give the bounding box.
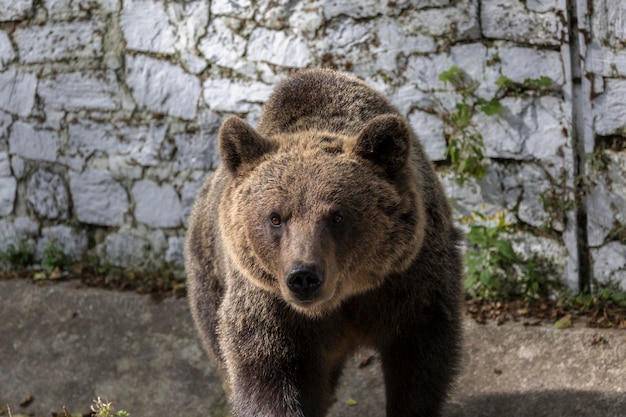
[218,115,426,316]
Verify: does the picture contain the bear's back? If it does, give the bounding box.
[257,69,398,137]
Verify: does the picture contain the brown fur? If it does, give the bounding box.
[185,68,463,417]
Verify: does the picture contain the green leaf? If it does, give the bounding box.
[346,398,358,406]
[495,75,512,88]
[467,226,487,246]
[439,65,460,83]
[33,271,47,281]
[554,315,572,329]
[480,100,503,116]
[493,240,516,261]
[536,75,553,88]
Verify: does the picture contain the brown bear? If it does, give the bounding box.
[185,68,463,417]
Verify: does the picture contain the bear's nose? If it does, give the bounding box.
[286,264,324,301]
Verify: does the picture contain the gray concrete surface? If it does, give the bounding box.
[1,279,625,417]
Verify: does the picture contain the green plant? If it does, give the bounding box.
[463,210,516,299]
[438,67,554,184]
[42,239,71,273]
[463,210,560,300]
[495,75,554,96]
[438,66,503,183]
[91,398,130,417]
[0,239,34,269]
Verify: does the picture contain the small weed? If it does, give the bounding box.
[0,239,34,269]
[41,239,71,273]
[438,66,500,183]
[91,398,130,417]
[438,68,554,185]
[495,75,554,96]
[462,210,560,300]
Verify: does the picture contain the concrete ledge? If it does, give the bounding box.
[1,279,624,417]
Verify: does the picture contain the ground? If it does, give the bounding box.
[0,274,625,417]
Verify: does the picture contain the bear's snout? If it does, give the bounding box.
[286,263,324,302]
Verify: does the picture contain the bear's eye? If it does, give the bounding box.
[270,214,282,227]
[331,212,344,224]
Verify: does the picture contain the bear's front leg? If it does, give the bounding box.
[218,291,333,417]
[380,314,461,417]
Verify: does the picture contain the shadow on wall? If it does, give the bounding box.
[445,390,626,417]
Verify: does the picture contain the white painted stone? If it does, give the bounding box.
[0,176,16,216]
[147,228,167,255]
[203,78,273,113]
[322,0,430,20]
[0,0,33,21]
[44,0,71,16]
[389,84,435,116]
[588,40,626,78]
[69,120,129,157]
[125,54,200,119]
[499,46,564,85]
[517,163,551,228]
[105,232,148,268]
[526,0,562,13]
[37,225,88,262]
[0,151,10,176]
[481,0,562,45]
[0,217,38,251]
[69,120,167,167]
[14,21,103,63]
[408,110,447,161]
[128,122,168,167]
[69,168,129,226]
[0,110,11,139]
[38,71,120,111]
[405,44,487,92]
[198,19,247,68]
[593,79,626,136]
[181,177,206,228]
[174,131,220,171]
[373,18,437,71]
[121,0,176,54]
[510,232,567,267]
[165,236,185,267]
[592,242,626,289]
[399,1,480,42]
[0,69,37,117]
[14,216,39,237]
[586,179,613,247]
[255,0,289,30]
[169,0,210,73]
[179,51,208,75]
[27,169,70,220]
[108,155,143,180]
[479,96,568,162]
[604,152,626,225]
[45,0,120,16]
[325,19,371,51]
[10,156,25,179]
[132,179,182,228]
[9,122,58,162]
[211,0,254,18]
[591,0,626,48]
[524,96,569,162]
[442,173,505,220]
[288,5,323,39]
[247,27,311,68]
[0,31,15,70]
[587,151,626,247]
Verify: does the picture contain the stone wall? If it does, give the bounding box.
[0,0,624,291]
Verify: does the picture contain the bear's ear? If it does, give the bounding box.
[219,116,273,175]
[353,114,412,177]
